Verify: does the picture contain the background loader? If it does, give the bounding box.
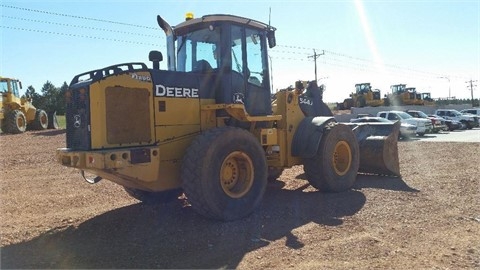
[416,92,435,106]
[0,76,58,134]
[341,82,384,109]
[385,84,422,106]
[56,13,400,221]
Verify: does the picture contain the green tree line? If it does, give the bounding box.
[434,98,479,107]
[24,81,68,115]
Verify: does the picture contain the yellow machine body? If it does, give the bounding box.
[56,14,400,220]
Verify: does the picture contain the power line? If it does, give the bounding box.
[0,4,158,29]
[2,4,473,82]
[270,48,311,56]
[2,15,161,38]
[1,25,163,47]
[279,45,466,80]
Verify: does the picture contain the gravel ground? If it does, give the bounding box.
[1,129,479,269]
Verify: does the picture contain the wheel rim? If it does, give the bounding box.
[17,115,25,129]
[41,113,48,126]
[332,141,352,176]
[220,151,254,198]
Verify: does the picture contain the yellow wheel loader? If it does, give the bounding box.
[56,14,400,221]
[0,77,58,134]
[342,83,384,109]
[385,84,422,106]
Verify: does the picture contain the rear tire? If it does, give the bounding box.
[29,109,48,130]
[181,127,267,221]
[303,124,360,192]
[124,187,183,204]
[48,111,59,129]
[4,110,27,134]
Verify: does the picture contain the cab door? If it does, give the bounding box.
[244,28,271,116]
[229,25,271,116]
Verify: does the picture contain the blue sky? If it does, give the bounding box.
[1,0,479,102]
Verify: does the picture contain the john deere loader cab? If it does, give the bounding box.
[158,14,274,117]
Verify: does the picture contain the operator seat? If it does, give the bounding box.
[193,60,213,73]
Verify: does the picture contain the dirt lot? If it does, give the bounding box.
[1,130,479,269]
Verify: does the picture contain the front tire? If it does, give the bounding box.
[4,110,27,134]
[303,124,360,192]
[181,127,267,221]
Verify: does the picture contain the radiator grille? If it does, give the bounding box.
[105,86,151,144]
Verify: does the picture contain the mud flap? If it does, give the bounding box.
[291,116,336,158]
[347,122,401,176]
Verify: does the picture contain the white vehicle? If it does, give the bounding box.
[405,110,446,133]
[350,116,416,139]
[460,108,480,115]
[377,110,433,136]
[460,108,480,126]
[435,109,477,129]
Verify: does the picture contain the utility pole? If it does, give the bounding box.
[466,79,477,107]
[308,49,325,82]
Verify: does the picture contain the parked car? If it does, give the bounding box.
[350,116,416,139]
[434,109,477,129]
[428,115,462,131]
[377,110,433,136]
[460,108,480,127]
[405,110,446,133]
[460,108,480,116]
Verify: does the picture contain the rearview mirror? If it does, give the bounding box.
[267,31,276,48]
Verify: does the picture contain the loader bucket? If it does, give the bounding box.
[347,121,401,176]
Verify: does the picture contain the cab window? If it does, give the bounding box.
[388,114,399,120]
[245,29,265,87]
[177,26,221,72]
